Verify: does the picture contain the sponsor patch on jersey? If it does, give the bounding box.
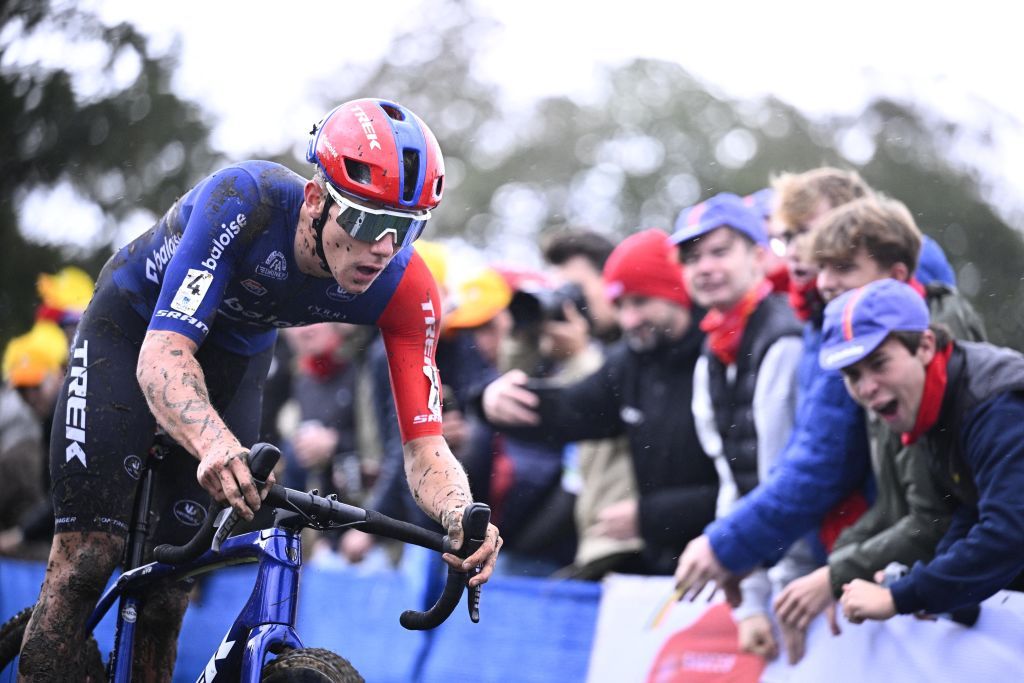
[256,251,288,280]
[171,269,214,316]
[240,278,267,297]
[173,499,207,527]
[123,454,142,480]
[326,283,357,302]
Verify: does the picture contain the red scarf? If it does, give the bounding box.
[299,350,347,381]
[767,262,791,294]
[901,341,953,445]
[787,277,823,322]
[700,280,774,365]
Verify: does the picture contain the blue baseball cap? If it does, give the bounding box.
[670,192,768,247]
[743,188,774,220]
[819,278,930,371]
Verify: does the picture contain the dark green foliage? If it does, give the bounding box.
[1,0,217,344]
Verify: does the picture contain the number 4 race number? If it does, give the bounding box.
[171,268,214,316]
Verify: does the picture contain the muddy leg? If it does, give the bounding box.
[131,582,190,683]
[19,531,123,682]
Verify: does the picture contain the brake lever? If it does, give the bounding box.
[458,503,490,623]
[211,443,279,552]
[399,502,490,630]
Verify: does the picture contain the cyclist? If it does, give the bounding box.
[19,98,502,681]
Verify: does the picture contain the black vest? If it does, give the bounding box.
[706,293,801,495]
[925,342,1024,506]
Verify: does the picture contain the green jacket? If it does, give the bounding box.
[828,282,987,597]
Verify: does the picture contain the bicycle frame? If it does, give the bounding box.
[87,526,305,683]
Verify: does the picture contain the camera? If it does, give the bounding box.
[508,282,590,329]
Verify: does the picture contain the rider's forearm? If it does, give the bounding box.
[136,330,243,462]
[403,435,473,527]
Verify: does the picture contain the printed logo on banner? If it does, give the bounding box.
[173,499,207,527]
[171,269,214,316]
[256,251,288,280]
[240,278,267,297]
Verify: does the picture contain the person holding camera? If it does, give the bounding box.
[482,228,716,576]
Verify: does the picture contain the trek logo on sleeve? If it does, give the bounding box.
[412,296,443,425]
[201,213,247,270]
[171,269,214,316]
[65,339,89,467]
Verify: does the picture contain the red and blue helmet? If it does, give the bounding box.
[306,98,444,252]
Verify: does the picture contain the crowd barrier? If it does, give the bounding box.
[2,556,1023,681]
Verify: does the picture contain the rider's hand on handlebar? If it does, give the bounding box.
[197,447,276,521]
[441,506,502,587]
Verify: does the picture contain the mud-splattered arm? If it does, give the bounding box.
[404,434,502,585]
[137,329,262,519]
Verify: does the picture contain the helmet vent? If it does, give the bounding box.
[381,104,406,121]
[344,158,372,185]
[402,149,420,202]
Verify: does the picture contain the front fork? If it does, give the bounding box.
[198,529,305,683]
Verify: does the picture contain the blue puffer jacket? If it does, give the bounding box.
[706,321,872,573]
[706,235,957,573]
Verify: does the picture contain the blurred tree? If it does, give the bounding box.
[0,0,217,345]
[296,0,1021,347]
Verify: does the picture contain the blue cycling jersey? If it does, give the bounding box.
[110,160,413,356]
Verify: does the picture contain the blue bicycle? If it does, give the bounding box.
[0,442,490,681]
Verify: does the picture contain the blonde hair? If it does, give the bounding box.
[771,167,872,229]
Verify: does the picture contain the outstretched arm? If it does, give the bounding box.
[404,434,501,585]
[137,329,262,520]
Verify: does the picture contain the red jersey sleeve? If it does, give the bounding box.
[376,251,446,443]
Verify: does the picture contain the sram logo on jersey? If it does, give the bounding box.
[155,309,211,334]
[351,105,382,150]
[145,233,182,284]
[202,213,247,270]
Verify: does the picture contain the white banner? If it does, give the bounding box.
[587,574,1024,683]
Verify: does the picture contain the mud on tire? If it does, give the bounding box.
[0,605,105,679]
[260,647,364,683]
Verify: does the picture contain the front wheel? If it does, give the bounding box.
[260,647,364,683]
[0,606,32,667]
[0,604,104,678]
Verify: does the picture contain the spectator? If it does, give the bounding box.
[742,188,789,294]
[444,268,575,576]
[0,321,68,559]
[279,322,381,563]
[818,280,1024,622]
[532,230,642,580]
[483,228,715,575]
[34,266,95,343]
[672,193,806,660]
[541,229,621,344]
[673,168,964,659]
[772,195,985,640]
